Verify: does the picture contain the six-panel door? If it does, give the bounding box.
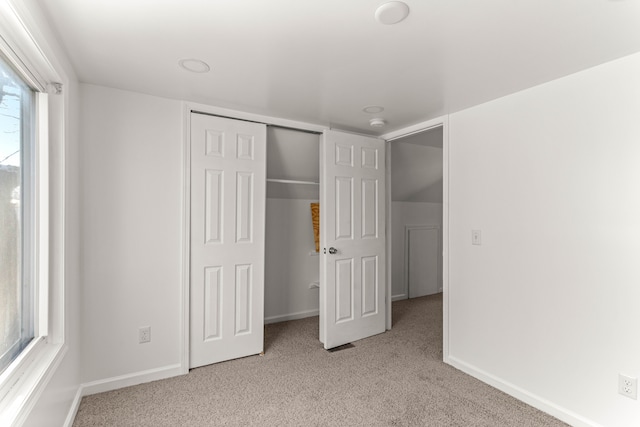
[320,130,386,349]
[190,113,266,368]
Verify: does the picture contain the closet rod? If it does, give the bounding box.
[191,110,323,135]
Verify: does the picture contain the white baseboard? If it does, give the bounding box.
[265,309,319,324]
[81,363,183,396]
[63,387,83,427]
[392,294,407,302]
[446,356,602,427]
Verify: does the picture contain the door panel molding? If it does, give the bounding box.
[189,112,266,369]
[320,130,386,349]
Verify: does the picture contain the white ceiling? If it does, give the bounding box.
[37,0,640,135]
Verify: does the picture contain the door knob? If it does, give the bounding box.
[328,247,338,254]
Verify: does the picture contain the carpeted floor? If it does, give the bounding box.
[73,294,568,426]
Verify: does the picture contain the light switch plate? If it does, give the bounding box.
[472,230,482,245]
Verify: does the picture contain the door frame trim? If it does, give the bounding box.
[381,115,450,363]
[180,102,329,373]
[180,105,191,374]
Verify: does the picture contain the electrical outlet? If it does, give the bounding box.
[139,326,151,344]
[618,374,637,399]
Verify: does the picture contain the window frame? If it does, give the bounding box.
[0,1,66,425]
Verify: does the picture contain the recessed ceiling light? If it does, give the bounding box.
[363,105,385,114]
[370,118,386,128]
[375,1,410,25]
[178,59,210,73]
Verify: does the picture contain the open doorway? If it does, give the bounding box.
[389,126,444,302]
[264,127,388,349]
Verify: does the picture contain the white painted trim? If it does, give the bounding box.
[81,364,183,397]
[327,127,384,139]
[318,132,326,345]
[36,92,49,336]
[379,114,449,361]
[264,309,319,325]
[447,357,603,427]
[0,1,53,91]
[0,343,66,426]
[49,66,68,347]
[62,387,83,427]
[385,141,392,330]
[392,294,407,302]
[185,101,327,134]
[380,117,447,141]
[180,103,191,375]
[404,225,441,299]
[441,115,450,362]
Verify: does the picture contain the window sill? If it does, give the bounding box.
[0,339,66,426]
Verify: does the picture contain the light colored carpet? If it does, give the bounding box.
[73,294,568,426]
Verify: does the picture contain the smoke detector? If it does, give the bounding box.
[369,118,386,128]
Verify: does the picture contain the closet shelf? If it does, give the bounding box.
[267,178,319,186]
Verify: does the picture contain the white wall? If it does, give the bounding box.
[391,141,443,203]
[448,52,640,427]
[78,89,323,390]
[79,84,183,384]
[267,127,319,183]
[265,199,319,322]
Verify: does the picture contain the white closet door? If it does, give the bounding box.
[190,113,266,368]
[320,130,386,349]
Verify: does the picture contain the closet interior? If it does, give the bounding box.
[264,126,321,324]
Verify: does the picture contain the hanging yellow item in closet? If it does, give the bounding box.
[310,203,320,253]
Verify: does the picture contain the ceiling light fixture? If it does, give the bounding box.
[178,58,211,73]
[375,1,410,25]
[363,105,385,114]
[369,118,386,128]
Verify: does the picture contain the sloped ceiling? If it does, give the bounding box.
[392,132,443,203]
[37,0,640,135]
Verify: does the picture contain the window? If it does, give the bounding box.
[0,53,36,375]
[0,2,65,425]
